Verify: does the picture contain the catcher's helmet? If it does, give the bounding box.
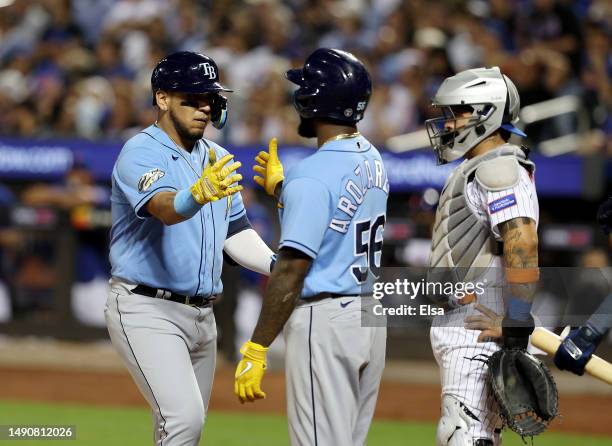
[151,51,232,129]
[286,48,371,124]
[425,66,526,164]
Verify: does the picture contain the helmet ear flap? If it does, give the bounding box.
[211,94,228,129]
[293,87,319,118]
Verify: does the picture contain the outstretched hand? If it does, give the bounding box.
[253,137,284,198]
[191,148,243,204]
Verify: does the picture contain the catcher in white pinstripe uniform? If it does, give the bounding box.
[425,67,540,446]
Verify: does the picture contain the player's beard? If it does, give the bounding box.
[169,108,205,145]
[440,130,457,148]
[297,117,316,138]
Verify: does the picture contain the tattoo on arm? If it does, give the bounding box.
[500,217,538,300]
[500,217,538,267]
[251,248,311,346]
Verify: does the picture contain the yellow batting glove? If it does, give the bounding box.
[253,137,284,197]
[191,148,243,204]
[234,340,268,404]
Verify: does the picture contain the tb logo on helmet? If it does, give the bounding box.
[198,62,217,80]
[151,52,232,129]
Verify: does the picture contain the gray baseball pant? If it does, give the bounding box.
[283,296,386,446]
[105,279,217,446]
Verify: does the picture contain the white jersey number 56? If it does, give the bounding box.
[351,214,385,284]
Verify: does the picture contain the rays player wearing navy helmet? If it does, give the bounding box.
[233,48,389,445]
[105,51,276,446]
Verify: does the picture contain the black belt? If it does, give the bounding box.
[307,292,360,302]
[132,285,216,307]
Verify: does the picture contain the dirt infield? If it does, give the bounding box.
[1,364,611,436]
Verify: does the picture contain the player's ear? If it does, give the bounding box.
[155,90,170,111]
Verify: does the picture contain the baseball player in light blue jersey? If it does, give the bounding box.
[105,52,276,446]
[234,49,389,446]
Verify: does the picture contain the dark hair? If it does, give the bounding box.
[498,127,511,142]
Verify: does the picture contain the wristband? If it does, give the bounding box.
[502,314,534,349]
[507,296,532,321]
[240,340,269,362]
[174,188,202,218]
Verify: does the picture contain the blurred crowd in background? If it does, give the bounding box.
[0,0,611,356]
[0,0,609,150]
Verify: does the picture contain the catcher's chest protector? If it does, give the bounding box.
[428,145,534,285]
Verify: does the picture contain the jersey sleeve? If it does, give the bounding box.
[279,177,333,259]
[226,191,251,238]
[228,189,246,222]
[482,167,539,238]
[113,146,177,219]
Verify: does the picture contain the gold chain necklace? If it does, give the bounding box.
[322,131,361,145]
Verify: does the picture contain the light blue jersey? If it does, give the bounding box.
[279,135,389,298]
[110,124,248,296]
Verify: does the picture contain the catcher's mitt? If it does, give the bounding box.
[487,349,559,437]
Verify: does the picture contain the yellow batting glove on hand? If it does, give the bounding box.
[253,137,284,197]
[191,148,243,204]
[234,340,268,404]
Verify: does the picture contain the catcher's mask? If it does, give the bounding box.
[426,103,499,165]
[425,66,527,165]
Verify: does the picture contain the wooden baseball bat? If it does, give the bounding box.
[531,327,612,385]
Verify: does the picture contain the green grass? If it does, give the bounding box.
[0,401,610,445]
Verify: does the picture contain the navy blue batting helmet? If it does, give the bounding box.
[286,48,372,123]
[151,51,232,129]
